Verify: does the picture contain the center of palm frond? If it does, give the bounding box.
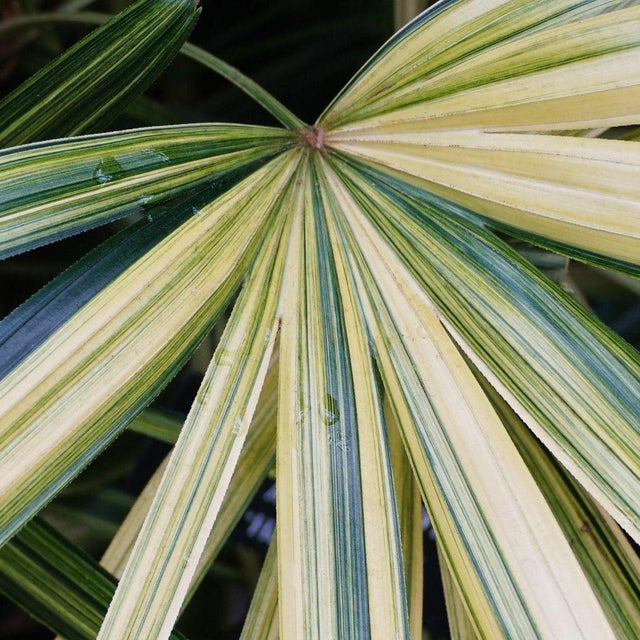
[301,125,325,150]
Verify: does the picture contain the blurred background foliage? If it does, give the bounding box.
[0,0,638,638]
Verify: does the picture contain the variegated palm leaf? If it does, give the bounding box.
[1,0,640,638]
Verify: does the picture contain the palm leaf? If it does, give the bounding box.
[333,158,640,544]
[0,0,200,146]
[1,0,640,637]
[0,154,293,546]
[0,124,291,258]
[481,374,640,636]
[320,0,640,275]
[0,11,305,131]
[329,132,640,275]
[276,157,408,638]
[320,159,617,637]
[97,155,298,638]
[0,518,187,640]
[321,0,640,131]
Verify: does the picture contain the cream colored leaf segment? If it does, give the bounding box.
[321,0,640,269]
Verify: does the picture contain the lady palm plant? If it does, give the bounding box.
[1,0,640,637]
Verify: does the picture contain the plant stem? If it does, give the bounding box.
[181,42,306,131]
[0,11,306,131]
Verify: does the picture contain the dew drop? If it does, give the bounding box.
[191,205,200,215]
[320,393,340,426]
[93,156,124,185]
[142,148,171,164]
[93,164,111,185]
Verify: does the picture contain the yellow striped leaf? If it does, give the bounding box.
[276,156,409,639]
[0,124,292,257]
[0,153,294,548]
[327,132,640,274]
[96,154,299,639]
[331,158,640,546]
[321,1,640,132]
[0,0,200,146]
[479,373,640,637]
[322,160,617,638]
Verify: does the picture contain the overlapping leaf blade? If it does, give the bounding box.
[480,374,640,636]
[0,161,267,379]
[97,154,298,639]
[385,400,424,638]
[102,372,276,591]
[0,124,292,258]
[439,547,479,640]
[333,157,640,544]
[328,132,640,275]
[0,154,292,548]
[276,156,409,639]
[320,0,640,275]
[322,160,617,638]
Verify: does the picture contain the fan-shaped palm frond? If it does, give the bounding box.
[1,0,640,638]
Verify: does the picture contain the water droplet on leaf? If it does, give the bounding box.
[93,156,124,185]
[320,393,340,426]
[142,148,170,164]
